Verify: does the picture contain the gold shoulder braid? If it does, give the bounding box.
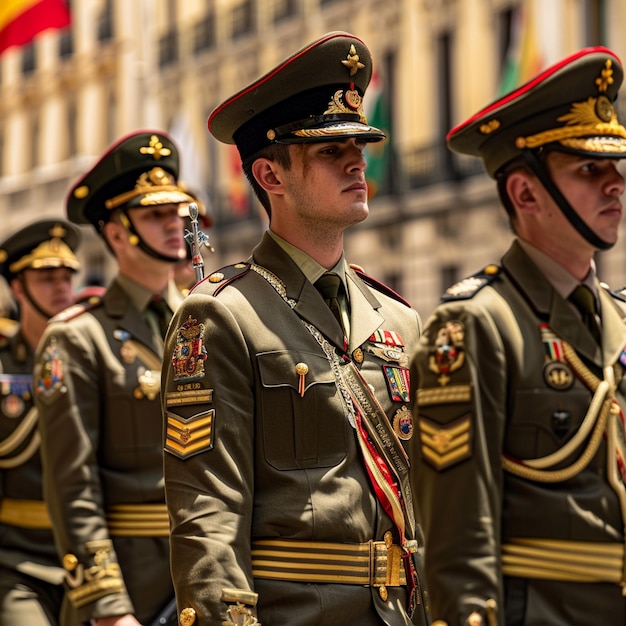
[0,407,40,469]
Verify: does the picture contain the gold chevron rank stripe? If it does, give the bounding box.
[165,409,214,459]
[419,414,471,470]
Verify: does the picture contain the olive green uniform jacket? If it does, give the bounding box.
[0,327,64,623]
[410,240,626,625]
[33,277,182,625]
[162,233,429,626]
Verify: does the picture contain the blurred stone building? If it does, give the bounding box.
[0,0,624,318]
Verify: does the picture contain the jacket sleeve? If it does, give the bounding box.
[162,292,257,626]
[34,316,135,622]
[409,298,507,625]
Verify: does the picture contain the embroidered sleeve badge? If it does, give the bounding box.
[172,316,208,382]
[36,337,65,398]
[428,321,466,386]
[165,409,215,459]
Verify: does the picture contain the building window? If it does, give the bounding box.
[232,0,255,39]
[273,0,298,22]
[497,6,515,75]
[59,0,73,57]
[67,97,77,159]
[59,29,73,57]
[441,264,459,293]
[98,0,114,42]
[436,31,454,176]
[193,14,215,54]
[159,30,179,67]
[106,89,117,146]
[583,0,606,45]
[22,43,36,75]
[30,109,40,169]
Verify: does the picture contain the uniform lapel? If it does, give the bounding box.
[251,234,345,350]
[346,266,384,352]
[598,286,626,368]
[103,279,161,353]
[502,241,601,364]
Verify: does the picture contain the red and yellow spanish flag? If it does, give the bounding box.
[0,0,70,54]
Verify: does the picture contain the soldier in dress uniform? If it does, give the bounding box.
[409,48,626,625]
[161,31,430,626]
[33,130,200,626]
[0,218,81,625]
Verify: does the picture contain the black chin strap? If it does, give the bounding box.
[20,277,54,320]
[521,150,613,251]
[119,211,183,263]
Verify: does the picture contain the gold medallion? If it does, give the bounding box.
[543,361,574,390]
[344,89,362,110]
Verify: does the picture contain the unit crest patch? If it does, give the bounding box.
[172,316,208,382]
[428,321,466,386]
[35,337,65,398]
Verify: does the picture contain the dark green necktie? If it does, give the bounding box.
[149,296,172,338]
[315,273,345,333]
[569,285,601,345]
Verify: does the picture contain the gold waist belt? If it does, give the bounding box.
[106,503,170,537]
[502,538,624,584]
[0,498,52,529]
[251,537,407,587]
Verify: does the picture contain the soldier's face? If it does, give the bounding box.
[18,267,75,316]
[546,151,625,247]
[279,139,370,229]
[128,203,186,260]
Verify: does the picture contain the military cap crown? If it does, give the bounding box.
[0,218,81,282]
[447,47,626,177]
[67,130,196,230]
[208,31,385,160]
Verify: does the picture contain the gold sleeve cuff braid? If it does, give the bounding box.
[221,588,260,626]
[63,540,125,608]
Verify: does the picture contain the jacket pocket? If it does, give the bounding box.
[257,350,347,470]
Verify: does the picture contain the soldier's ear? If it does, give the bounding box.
[506,169,540,215]
[102,220,123,247]
[251,158,284,196]
[9,276,23,299]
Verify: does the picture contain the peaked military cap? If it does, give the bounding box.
[0,218,81,282]
[67,130,198,231]
[447,47,626,178]
[208,31,386,160]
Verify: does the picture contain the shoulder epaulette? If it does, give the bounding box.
[606,282,626,302]
[350,264,411,308]
[0,317,18,339]
[189,263,251,297]
[441,264,501,302]
[52,298,103,322]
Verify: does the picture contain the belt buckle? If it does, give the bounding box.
[372,531,402,600]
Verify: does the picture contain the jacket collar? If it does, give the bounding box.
[502,240,626,366]
[251,233,383,352]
